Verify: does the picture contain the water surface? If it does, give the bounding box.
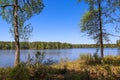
[0,48,119,67]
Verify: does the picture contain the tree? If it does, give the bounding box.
[79,0,116,59]
[0,0,44,67]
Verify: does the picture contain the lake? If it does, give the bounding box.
[0,48,120,67]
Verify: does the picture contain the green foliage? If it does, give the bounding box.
[0,41,72,49]
[9,63,29,80]
[35,51,45,64]
[44,58,56,65]
[81,9,109,42]
[80,53,101,65]
[25,51,45,66]
[26,51,56,66]
[28,65,49,80]
[80,53,120,65]
[81,10,99,32]
[0,0,44,40]
[80,54,93,63]
[117,40,120,48]
[79,0,119,59]
[0,68,11,80]
[0,41,118,50]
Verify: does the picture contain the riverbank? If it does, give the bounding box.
[0,55,120,80]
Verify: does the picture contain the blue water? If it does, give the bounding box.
[0,48,119,67]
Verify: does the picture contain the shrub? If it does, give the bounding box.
[80,53,101,65]
[80,54,93,64]
[103,56,120,65]
[80,54,120,65]
[9,63,29,80]
[28,64,50,80]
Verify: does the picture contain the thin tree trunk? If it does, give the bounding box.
[14,0,20,67]
[98,0,104,59]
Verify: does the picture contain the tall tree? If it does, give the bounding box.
[0,0,44,67]
[80,0,116,59]
[98,0,103,59]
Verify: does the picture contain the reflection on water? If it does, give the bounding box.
[0,48,119,67]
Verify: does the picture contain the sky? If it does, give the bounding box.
[0,0,119,44]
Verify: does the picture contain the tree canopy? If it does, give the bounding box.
[0,0,44,40]
[80,0,119,58]
[0,0,44,66]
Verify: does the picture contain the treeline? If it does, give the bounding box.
[117,40,120,48]
[0,41,72,50]
[0,41,118,50]
[72,44,117,48]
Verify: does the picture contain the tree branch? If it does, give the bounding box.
[0,5,14,8]
[107,33,120,37]
[17,5,26,13]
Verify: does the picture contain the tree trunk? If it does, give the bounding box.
[98,0,104,59]
[13,0,20,67]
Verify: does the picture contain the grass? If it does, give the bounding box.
[0,53,120,80]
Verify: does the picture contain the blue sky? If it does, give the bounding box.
[0,0,119,44]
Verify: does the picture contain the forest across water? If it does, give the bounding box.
[0,41,119,50]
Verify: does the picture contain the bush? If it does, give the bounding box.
[28,64,50,80]
[80,54,93,63]
[103,56,120,65]
[9,63,29,80]
[80,53,101,65]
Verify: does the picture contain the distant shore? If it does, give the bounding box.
[0,41,118,50]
